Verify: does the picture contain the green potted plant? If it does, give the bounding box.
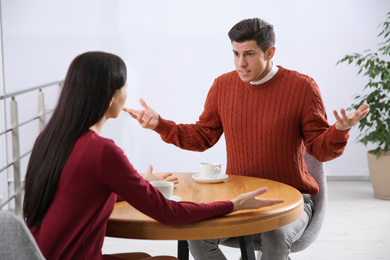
[337,11,390,200]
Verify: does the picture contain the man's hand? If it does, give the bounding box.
[333,104,369,131]
[123,98,159,130]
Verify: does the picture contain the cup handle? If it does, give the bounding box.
[213,167,221,178]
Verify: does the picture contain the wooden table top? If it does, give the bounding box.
[106,172,304,240]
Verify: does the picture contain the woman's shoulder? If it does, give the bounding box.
[79,130,130,168]
[78,130,120,154]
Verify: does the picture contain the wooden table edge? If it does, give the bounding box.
[106,197,304,240]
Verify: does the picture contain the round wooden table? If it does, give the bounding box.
[106,172,304,260]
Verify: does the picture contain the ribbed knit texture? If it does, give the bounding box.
[155,66,350,196]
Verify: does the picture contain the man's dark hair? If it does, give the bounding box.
[228,18,275,52]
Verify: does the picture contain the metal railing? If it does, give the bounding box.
[0,80,63,217]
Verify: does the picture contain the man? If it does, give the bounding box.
[124,18,369,260]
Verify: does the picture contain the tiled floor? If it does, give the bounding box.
[102,180,390,260]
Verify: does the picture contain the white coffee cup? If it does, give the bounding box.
[200,162,222,179]
[151,181,174,198]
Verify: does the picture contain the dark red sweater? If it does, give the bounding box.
[30,130,233,260]
[155,66,350,197]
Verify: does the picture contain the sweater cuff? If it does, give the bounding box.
[216,200,235,215]
[330,124,350,142]
[154,115,172,135]
[226,200,234,214]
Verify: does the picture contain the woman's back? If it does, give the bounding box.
[31,130,119,259]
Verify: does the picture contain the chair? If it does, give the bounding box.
[221,150,327,256]
[0,211,45,260]
[291,151,327,252]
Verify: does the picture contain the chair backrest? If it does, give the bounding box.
[0,211,45,260]
[290,151,327,252]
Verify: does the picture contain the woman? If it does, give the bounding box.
[23,51,284,260]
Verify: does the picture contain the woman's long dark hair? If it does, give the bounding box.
[23,51,127,228]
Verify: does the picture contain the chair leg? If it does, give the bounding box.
[239,236,256,260]
[177,240,189,260]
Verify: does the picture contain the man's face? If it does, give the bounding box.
[232,40,273,83]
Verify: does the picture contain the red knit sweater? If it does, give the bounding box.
[30,130,233,260]
[155,66,350,197]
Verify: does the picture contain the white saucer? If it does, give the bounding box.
[192,173,229,184]
[168,195,181,202]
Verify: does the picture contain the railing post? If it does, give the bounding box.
[10,97,22,217]
[0,98,8,209]
[58,82,63,98]
[38,89,45,131]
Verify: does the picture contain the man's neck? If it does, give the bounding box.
[250,61,279,85]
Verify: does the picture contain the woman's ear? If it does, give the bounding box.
[105,96,115,116]
[104,96,116,119]
[109,96,115,108]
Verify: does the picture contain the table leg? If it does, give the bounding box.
[177,240,189,260]
[239,235,256,260]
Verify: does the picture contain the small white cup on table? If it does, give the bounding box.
[200,162,222,179]
[150,181,174,199]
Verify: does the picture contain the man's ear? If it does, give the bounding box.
[266,46,276,60]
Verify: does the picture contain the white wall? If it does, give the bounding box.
[1,0,388,178]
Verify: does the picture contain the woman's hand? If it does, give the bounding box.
[231,187,285,212]
[142,165,179,187]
